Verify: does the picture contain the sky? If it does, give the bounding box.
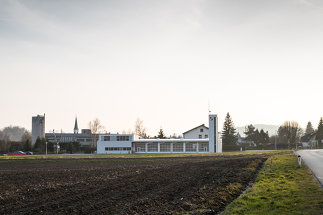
[1,0,323,136]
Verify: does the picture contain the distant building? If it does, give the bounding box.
[183,124,209,139]
[32,114,45,145]
[97,114,222,154]
[301,132,317,148]
[236,133,255,147]
[45,117,94,147]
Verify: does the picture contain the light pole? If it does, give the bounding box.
[275,130,278,150]
[45,141,48,155]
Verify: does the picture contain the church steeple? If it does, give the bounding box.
[74,117,79,134]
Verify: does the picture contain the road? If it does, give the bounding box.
[297,149,323,186]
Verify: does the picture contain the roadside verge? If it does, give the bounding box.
[223,153,323,215]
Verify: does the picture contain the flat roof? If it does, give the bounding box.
[99,134,133,136]
[133,138,209,143]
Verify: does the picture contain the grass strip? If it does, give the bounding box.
[223,153,323,215]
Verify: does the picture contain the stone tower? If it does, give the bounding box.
[32,114,45,145]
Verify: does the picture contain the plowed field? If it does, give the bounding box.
[0,156,266,214]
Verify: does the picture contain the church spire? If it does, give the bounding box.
[74,117,79,134]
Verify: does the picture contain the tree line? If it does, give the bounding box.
[221,112,323,149]
[0,126,32,154]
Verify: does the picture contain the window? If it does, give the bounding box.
[173,143,183,152]
[186,143,195,152]
[160,143,171,152]
[134,143,146,152]
[200,128,204,132]
[199,143,209,152]
[147,143,158,152]
[199,135,202,139]
[205,135,208,138]
[103,136,110,141]
[116,136,130,141]
[105,147,131,151]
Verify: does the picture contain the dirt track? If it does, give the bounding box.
[0,156,266,214]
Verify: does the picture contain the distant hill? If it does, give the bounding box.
[235,124,280,137]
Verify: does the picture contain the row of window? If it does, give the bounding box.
[102,136,130,141]
[117,136,130,141]
[105,147,131,151]
[76,138,92,142]
[199,134,208,139]
[133,143,209,152]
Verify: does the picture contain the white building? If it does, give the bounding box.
[183,124,209,139]
[97,114,222,154]
[97,134,133,154]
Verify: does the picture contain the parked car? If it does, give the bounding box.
[25,151,33,155]
[9,151,27,156]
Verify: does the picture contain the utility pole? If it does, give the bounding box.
[275,130,277,150]
[52,129,60,154]
[46,141,48,155]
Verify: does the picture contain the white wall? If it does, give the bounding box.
[209,114,221,153]
[183,126,209,139]
[97,134,133,154]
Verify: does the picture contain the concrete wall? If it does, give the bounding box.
[32,115,45,145]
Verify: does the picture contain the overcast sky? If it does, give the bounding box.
[1,0,323,136]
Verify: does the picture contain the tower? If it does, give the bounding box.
[74,117,79,134]
[32,114,45,145]
[209,114,222,153]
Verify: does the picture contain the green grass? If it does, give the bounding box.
[223,153,323,215]
[0,150,283,160]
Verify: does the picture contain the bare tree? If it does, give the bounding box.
[0,131,9,153]
[88,118,105,150]
[134,118,147,138]
[88,118,105,134]
[278,121,303,149]
[21,131,32,143]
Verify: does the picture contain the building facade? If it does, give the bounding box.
[97,114,222,154]
[45,117,94,146]
[32,114,45,145]
[45,129,94,146]
[183,124,209,139]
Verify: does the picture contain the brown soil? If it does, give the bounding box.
[0,156,266,214]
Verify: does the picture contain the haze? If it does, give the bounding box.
[1,0,322,136]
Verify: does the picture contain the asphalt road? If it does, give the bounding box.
[297,149,323,186]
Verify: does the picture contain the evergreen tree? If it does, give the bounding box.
[258,129,269,144]
[316,118,323,146]
[23,139,32,152]
[157,128,166,139]
[254,129,260,144]
[221,113,237,145]
[33,137,42,153]
[265,131,270,143]
[33,137,47,153]
[244,124,255,141]
[305,121,314,135]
